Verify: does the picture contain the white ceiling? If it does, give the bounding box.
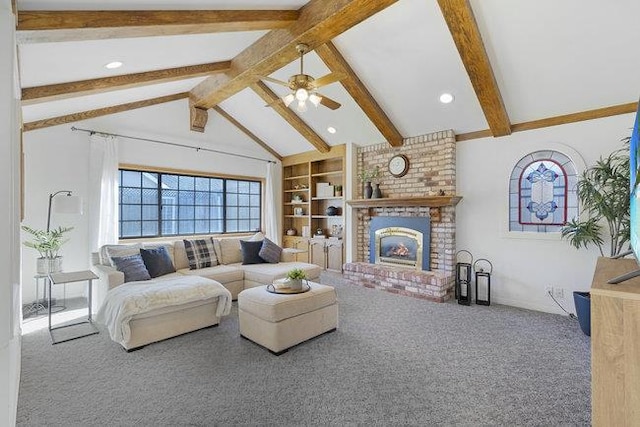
[16,0,640,159]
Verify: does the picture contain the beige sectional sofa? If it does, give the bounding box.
[91,236,321,314]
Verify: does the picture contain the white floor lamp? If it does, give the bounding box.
[47,190,83,232]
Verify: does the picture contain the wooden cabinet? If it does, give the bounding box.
[282,236,309,263]
[591,257,640,426]
[282,145,345,271]
[308,238,344,273]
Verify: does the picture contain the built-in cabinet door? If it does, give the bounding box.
[326,241,343,272]
[309,239,327,269]
[294,238,309,263]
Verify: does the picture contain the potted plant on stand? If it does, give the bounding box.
[561,144,630,336]
[21,225,74,275]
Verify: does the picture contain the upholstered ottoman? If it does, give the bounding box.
[238,282,338,355]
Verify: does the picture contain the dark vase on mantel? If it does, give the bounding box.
[364,181,373,199]
[372,183,382,198]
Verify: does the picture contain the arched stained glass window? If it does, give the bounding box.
[509,151,578,232]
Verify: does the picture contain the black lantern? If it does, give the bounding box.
[455,250,473,306]
[474,259,493,306]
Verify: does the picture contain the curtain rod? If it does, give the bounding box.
[70,126,277,164]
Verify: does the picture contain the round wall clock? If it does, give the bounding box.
[388,154,410,178]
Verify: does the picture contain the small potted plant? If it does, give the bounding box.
[286,267,307,290]
[21,225,74,274]
[335,185,343,197]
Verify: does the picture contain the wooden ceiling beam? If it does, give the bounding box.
[23,92,189,132]
[22,61,231,105]
[455,102,639,142]
[437,0,511,137]
[212,106,283,161]
[315,42,403,147]
[190,0,399,110]
[251,81,330,153]
[16,10,299,43]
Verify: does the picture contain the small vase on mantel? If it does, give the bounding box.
[372,183,382,198]
[364,181,373,199]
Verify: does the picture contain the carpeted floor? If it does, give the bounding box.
[17,272,591,426]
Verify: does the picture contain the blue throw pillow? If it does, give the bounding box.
[259,238,282,264]
[111,253,151,282]
[140,246,176,278]
[240,240,264,265]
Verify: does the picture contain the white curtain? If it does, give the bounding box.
[264,161,280,245]
[88,133,119,253]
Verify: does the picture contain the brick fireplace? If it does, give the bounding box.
[344,130,458,302]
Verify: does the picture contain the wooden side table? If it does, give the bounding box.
[48,270,100,344]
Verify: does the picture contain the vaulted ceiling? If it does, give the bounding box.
[16,0,640,159]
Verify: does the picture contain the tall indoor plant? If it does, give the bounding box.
[561,142,630,336]
[21,225,74,274]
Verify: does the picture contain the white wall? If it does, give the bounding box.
[1,3,21,425]
[21,102,279,304]
[457,113,635,314]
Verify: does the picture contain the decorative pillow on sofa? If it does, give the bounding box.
[240,240,264,265]
[140,246,176,278]
[184,238,219,270]
[111,253,151,282]
[258,238,282,264]
[102,243,143,267]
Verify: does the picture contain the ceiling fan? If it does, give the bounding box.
[262,43,344,113]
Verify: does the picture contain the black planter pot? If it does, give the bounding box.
[573,291,591,337]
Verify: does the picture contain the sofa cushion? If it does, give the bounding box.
[111,253,151,282]
[240,240,264,265]
[178,264,244,284]
[140,246,176,278]
[184,238,219,269]
[218,238,242,264]
[101,243,142,266]
[240,262,321,285]
[259,238,282,264]
[172,240,190,270]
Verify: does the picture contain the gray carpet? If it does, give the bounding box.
[17,272,591,426]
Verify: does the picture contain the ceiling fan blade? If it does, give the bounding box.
[313,72,345,89]
[261,76,290,87]
[264,97,284,107]
[317,94,341,110]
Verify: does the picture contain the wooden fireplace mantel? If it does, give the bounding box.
[347,196,461,208]
[346,196,462,222]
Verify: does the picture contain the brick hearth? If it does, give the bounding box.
[343,262,454,303]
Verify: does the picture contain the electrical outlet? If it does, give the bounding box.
[545,285,553,296]
[553,287,565,299]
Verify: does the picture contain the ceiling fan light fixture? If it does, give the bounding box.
[295,88,309,102]
[309,93,322,107]
[296,100,308,113]
[283,93,295,107]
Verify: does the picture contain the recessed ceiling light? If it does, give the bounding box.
[327,126,337,134]
[105,61,123,70]
[439,93,454,104]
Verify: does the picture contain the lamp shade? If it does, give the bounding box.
[53,195,83,215]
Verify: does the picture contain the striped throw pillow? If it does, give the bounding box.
[183,238,219,270]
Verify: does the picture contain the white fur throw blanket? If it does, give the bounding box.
[97,275,232,345]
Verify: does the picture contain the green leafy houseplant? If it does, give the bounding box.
[561,144,630,257]
[21,225,74,259]
[286,268,307,281]
[286,268,307,290]
[560,141,631,337]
